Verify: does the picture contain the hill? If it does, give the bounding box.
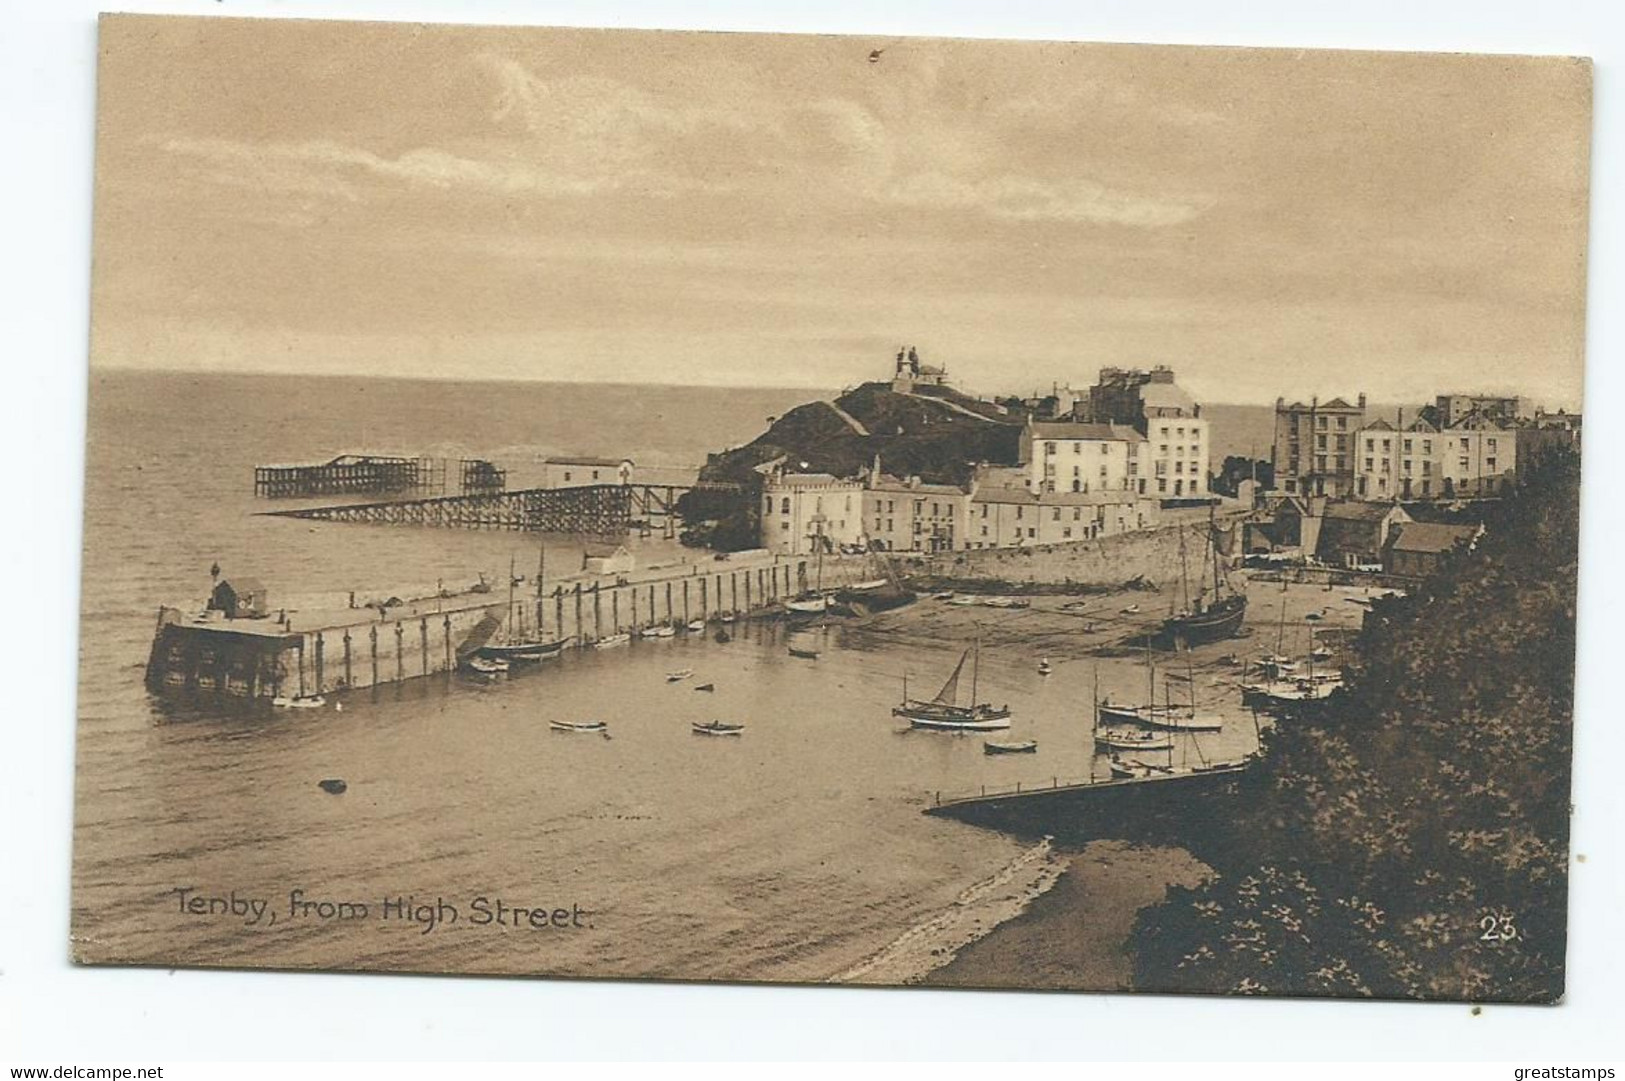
[696,381,1021,488]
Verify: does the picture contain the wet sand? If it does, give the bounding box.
[922,840,1214,992]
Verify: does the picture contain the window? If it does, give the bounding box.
[1460,438,1470,451]
[1045,441,1057,455]
[1175,461,1184,474]
[1027,528,1036,538]
[1062,527,1072,539]
[1459,457,1470,470]
[1422,461,1432,476]
[781,522,790,532]
[1158,478,1167,492]
[1071,479,1081,493]
[591,469,601,480]
[781,498,791,514]
[1403,439,1412,453]
[1015,506,1024,520]
[980,525,988,536]
[1073,508,1082,520]
[1318,416,1328,430]
[1423,440,1433,454]
[914,500,924,514]
[1100,443,1110,454]
[1155,460,1168,476]
[1318,435,1328,451]
[1364,458,1374,471]
[886,519,893,531]
[1337,417,1348,430]
[1488,438,1498,451]
[1177,427,1185,437]
[1381,458,1390,472]
[1486,457,1497,470]
[563,471,573,482]
[1402,459,1412,475]
[1160,444,1169,455]
[932,502,940,516]
[815,497,823,513]
[1052,508,1062,521]
[980,504,988,518]
[1365,439,1375,452]
[1382,439,1391,452]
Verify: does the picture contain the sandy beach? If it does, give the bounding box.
[923,840,1214,992]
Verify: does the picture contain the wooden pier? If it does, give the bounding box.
[260,482,740,540]
[253,454,444,498]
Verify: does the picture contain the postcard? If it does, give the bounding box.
[74,13,1589,1002]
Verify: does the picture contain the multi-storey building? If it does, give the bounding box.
[759,471,864,554]
[1018,420,1144,496]
[966,464,1155,548]
[1272,395,1368,498]
[1433,393,1531,428]
[862,471,972,553]
[1077,366,1211,502]
[1354,414,1516,499]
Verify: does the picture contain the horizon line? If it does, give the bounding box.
[88,363,1581,414]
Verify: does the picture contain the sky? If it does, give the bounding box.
[88,15,1592,407]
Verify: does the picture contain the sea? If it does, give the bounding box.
[72,370,1272,984]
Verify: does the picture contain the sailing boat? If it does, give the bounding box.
[478,551,569,662]
[892,640,1012,730]
[785,527,836,617]
[1161,510,1247,644]
[1097,638,1224,732]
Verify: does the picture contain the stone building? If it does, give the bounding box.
[862,469,972,553]
[1272,395,1369,498]
[759,471,864,555]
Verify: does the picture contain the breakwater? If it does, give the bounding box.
[144,553,872,703]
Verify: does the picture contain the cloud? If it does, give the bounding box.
[149,53,1211,230]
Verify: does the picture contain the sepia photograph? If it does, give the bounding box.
[68,10,1590,1011]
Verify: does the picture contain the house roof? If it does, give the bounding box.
[1322,501,1405,522]
[1405,418,1439,433]
[583,543,631,558]
[546,456,631,467]
[1363,419,1395,432]
[1386,522,1481,554]
[1026,421,1144,442]
[868,474,968,497]
[767,472,859,489]
[221,577,266,593]
[972,487,1142,507]
[1320,397,1361,411]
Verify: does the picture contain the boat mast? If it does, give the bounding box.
[536,546,546,638]
[507,554,516,643]
[970,637,979,709]
[1177,525,1191,615]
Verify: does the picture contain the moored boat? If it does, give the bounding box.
[549,720,608,733]
[893,640,1013,730]
[984,739,1038,754]
[1093,726,1174,752]
[640,624,677,639]
[787,644,820,659]
[593,632,631,649]
[692,720,744,736]
[1160,511,1247,644]
[665,668,694,683]
[273,694,326,709]
[686,619,706,631]
[462,656,509,675]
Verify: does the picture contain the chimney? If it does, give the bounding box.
[1357,393,1368,412]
